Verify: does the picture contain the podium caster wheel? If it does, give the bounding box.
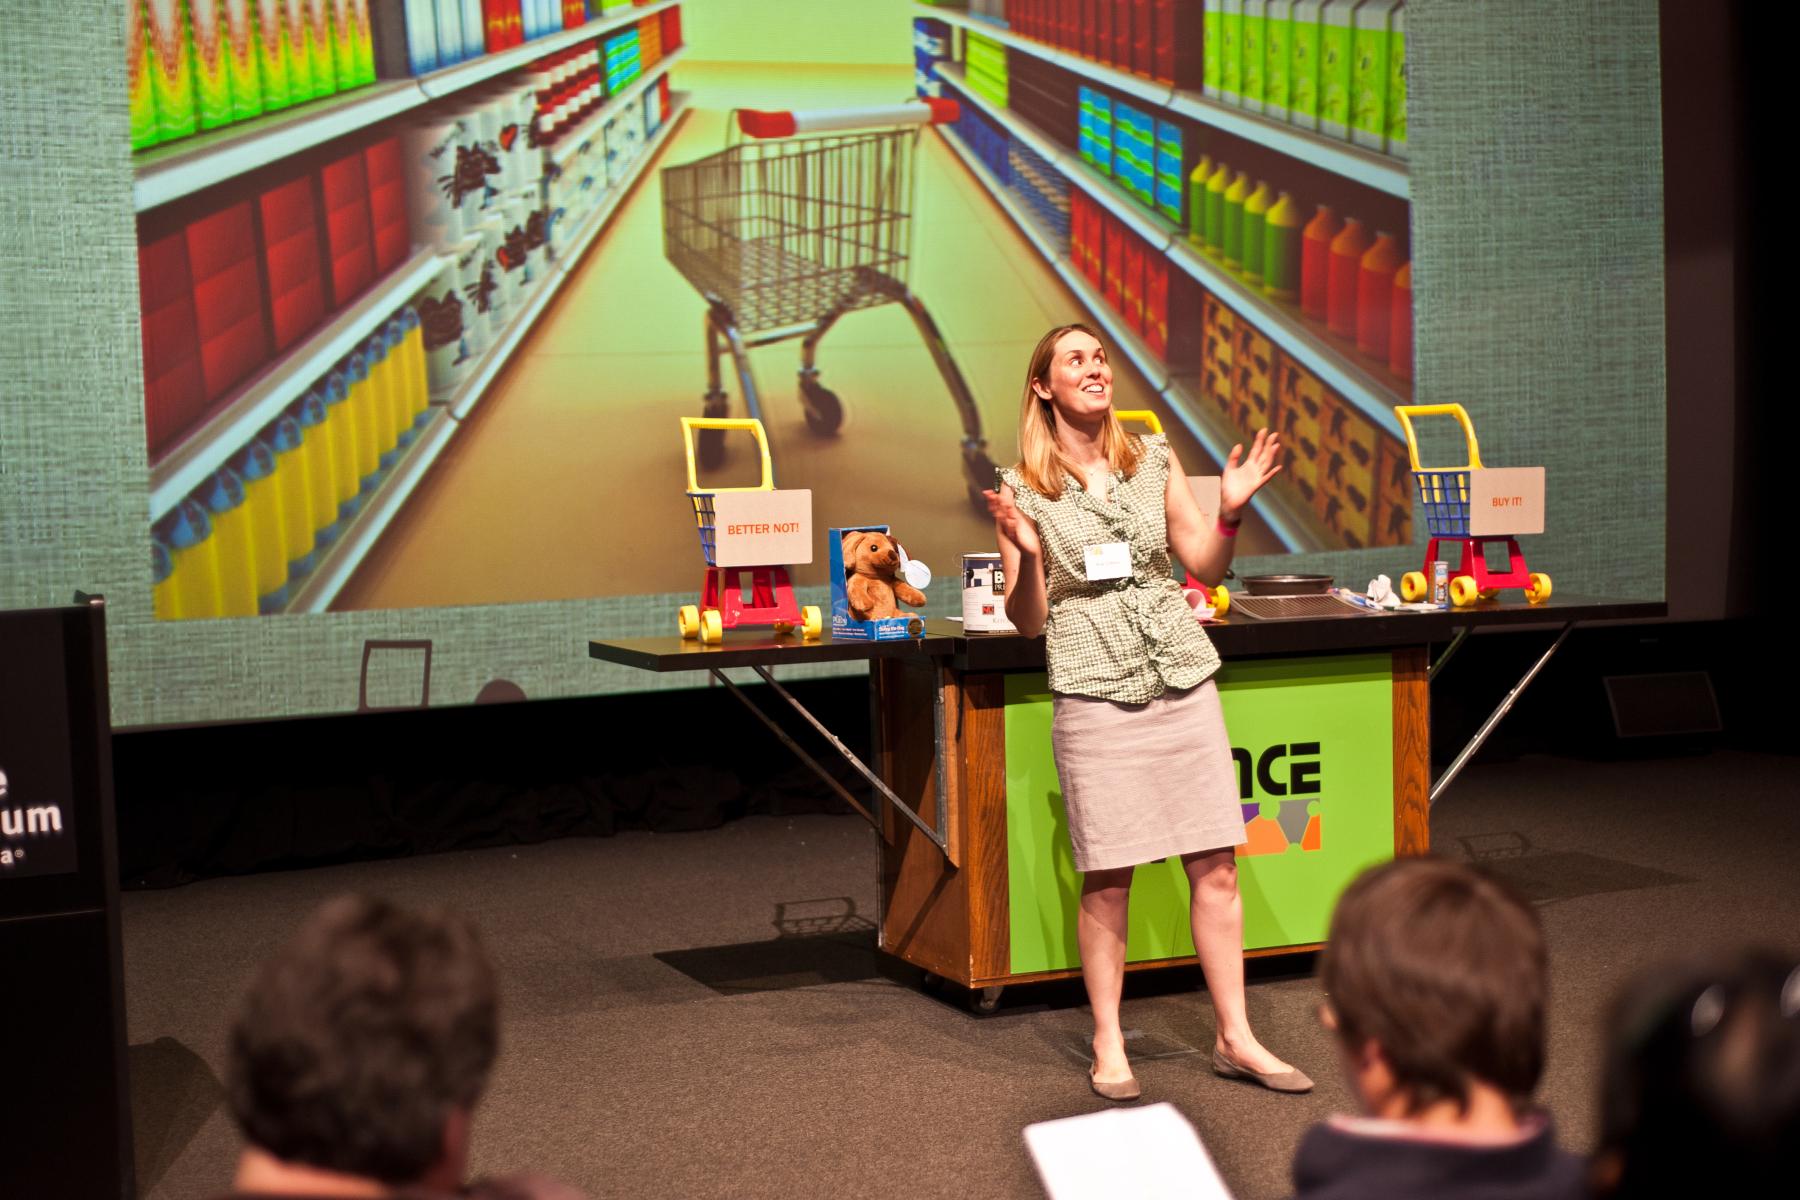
[920,970,944,994]
[970,985,1003,1015]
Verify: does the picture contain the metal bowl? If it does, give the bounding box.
[1241,573,1335,596]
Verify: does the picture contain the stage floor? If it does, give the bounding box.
[122,747,1799,1199]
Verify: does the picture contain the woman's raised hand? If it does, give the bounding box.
[1220,428,1283,519]
[984,484,1042,558]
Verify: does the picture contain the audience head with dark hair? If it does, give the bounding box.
[1289,856,1584,1200]
[1591,947,1800,1197]
[220,893,580,1200]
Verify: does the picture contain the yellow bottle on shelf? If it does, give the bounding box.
[1204,161,1232,256]
[159,499,222,620]
[199,468,260,618]
[1223,170,1252,269]
[364,333,400,470]
[382,320,417,448]
[1187,156,1213,247]
[293,391,341,548]
[233,438,291,613]
[341,351,381,493]
[399,307,431,430]
[1243,181,1273,283]
[322,370,364,522]
[267,412,318,578]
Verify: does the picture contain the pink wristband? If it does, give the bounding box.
[1216,518,1240,538]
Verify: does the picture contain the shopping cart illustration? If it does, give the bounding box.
[662,100,997,506]
[1395,404,1552,608]
[677,415,821,644]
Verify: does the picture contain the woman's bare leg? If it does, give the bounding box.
[1079,865,1136,1081]
[1183,847,1292,1073]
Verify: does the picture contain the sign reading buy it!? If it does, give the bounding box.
[1003,654,1394,972]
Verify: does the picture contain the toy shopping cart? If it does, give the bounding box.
[677,416,822,644]
[1113,410,1232,615]
[1394,404,1552,608]
[662,100,998,506]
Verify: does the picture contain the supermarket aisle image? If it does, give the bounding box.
[333,62,1270,612]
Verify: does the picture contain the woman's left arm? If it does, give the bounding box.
[1164,430,1283,587]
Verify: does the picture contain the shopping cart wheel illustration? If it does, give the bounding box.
[700,608,724,644]
[801,605,823,638]
[799,378,843,435]
[1450,576,1480,608]
[678,604,701,639]
[1526,572,1552,603]
[1400,571,1428,603]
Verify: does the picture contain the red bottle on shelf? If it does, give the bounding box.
[1356,232,1402,360]
[1390,261,1413,380]
[1103,214,1125,312]
[1300,204,1340,321]
[1145,256,1170,359]
[1327,219,1370,339]
[1122,235,1146,333]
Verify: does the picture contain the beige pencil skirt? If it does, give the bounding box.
[1050,678,1246,873]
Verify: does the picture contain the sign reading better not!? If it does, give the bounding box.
[711,490,814,569]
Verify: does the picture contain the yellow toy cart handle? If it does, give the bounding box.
[1113,409,1164,435]
[681,416,775,492]
[1394,404,1484,472]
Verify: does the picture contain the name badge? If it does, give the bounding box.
[1084,542,1132,582]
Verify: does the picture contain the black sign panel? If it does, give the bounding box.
[0,615,79,878]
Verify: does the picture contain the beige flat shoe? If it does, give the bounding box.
[1089,1063,1142,1102]
[1211,1047,1314,1093]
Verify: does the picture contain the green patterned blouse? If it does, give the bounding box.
[1000,434,1221,703]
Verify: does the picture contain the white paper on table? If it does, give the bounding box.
[1023,1102,1235,1200]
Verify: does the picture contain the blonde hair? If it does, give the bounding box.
[1011,324,1141,500]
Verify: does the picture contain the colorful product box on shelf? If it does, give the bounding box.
[1151,0,1203,88]
[364,136,411,273]
[1078,88,1112,175]
[1154,120,1185,225]
[1387,5,1407,157]
[189,199,273,406]
[1220,0,1243,104]
[129,2,159,149]
[1121,236,1146,334]
[223,2,264,118]
[1144,256,1169,359]
[138,227,206,458]
[433,0,465,67]
[829,527,927,642]
[1203,0,1222,98]
[1102,214,1126,311]
[1352,0,1399,152]
[1202,293,1236,419]
[255,174,329,353]
[1234,321,1275,436]
[661,3,680,50]
[190,1,234,130]
[147,0,198,139]
[252,0,292,111]
[1289,0,1324,130]
[1265,0,1293,120]
[305,0,341,97]
[319,149,378,308]
[1241,0,1266,113]
[1320,0,1358,141]
[1111,0,1131,69]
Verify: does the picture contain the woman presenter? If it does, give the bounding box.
[986,324,1312,1101]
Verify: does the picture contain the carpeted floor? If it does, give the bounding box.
[124,748,1799,1199]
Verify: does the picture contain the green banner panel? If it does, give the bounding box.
[1005,654,1395,975]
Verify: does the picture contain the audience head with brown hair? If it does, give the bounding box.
[221,894,581,1200]
[1289,856,1584,1200]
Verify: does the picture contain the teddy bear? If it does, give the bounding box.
[842,530,927,621]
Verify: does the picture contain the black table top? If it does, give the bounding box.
[589,595,1665,674]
